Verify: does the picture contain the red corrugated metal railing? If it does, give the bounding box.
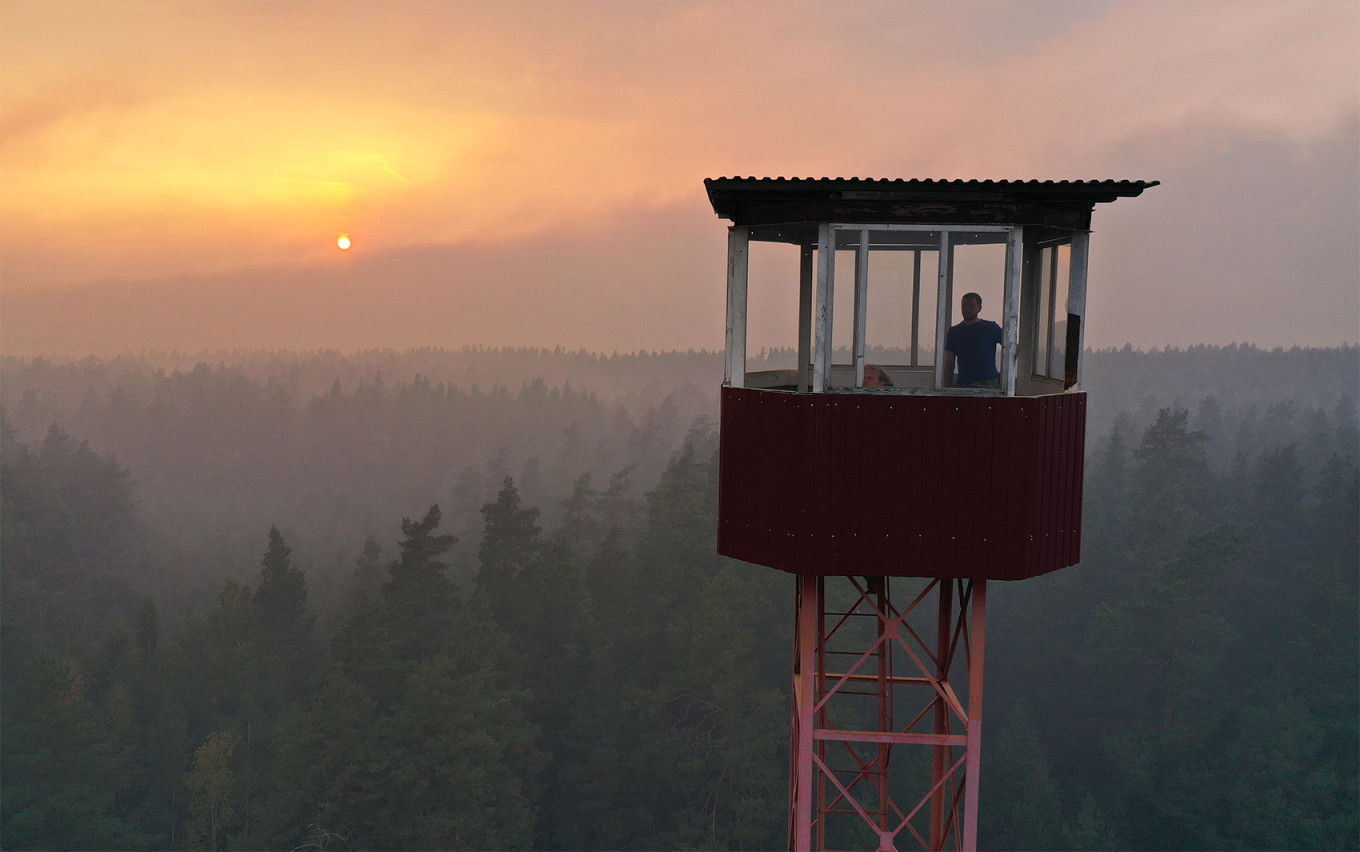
[717,387,1085,580]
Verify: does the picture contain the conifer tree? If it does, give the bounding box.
[476,478,542,632]
[339,534,384,614]
[252,526,313,646]
[1127,408,1212,565]
[382,505,459,666]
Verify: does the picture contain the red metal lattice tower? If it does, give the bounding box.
[706,177,1155,852]
[791,576,985,851]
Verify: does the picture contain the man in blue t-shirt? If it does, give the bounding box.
[943,292,1002,388]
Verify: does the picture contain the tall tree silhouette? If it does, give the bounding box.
[476,477,542,631]
[1128,408,1211,564]
[252,527,313,645]
[381,505,459,666]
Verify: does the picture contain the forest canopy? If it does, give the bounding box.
[1,344,1356,850]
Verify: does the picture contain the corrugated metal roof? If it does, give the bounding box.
[707,176,1156,185]
[704,176,1158,229]
[706,176,1157,194]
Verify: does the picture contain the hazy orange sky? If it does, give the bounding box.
[2,0,1356,355]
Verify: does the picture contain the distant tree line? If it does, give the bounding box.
[1,346,1356,849]
[2,353,717,611]
[2,419,786,849]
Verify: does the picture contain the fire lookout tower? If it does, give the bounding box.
[705,177,1156,852]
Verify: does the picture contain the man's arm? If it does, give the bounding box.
[942,351,955,388]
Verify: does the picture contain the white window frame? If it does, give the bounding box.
[722,222,1033,395]
[724,226,749,388]
[1027,231,1090,390]
[810,224,1018,393]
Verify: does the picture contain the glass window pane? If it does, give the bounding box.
[948,242,1007,387]
[831,249,858,382]
[834,243,941,385]
[1034,246,1052,376]
[915,251,939,367]
[1050,244,1071,379]
[864,248,915,364]
[745,241,802,375]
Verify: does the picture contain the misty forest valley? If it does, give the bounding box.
[1,343,1356,851]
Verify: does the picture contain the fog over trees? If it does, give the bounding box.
[1,344,1356,850]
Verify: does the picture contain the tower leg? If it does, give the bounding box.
[929,579,954,850]
[961,580,986,852]
[792,574,819,852]
[787,576,988,852]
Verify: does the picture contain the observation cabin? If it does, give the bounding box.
[709,177,1158,582]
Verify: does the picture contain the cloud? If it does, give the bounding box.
[0,198,728,355]
[6,107,1354,358]
[1087,110,1359,348]
[1,0,1355,353]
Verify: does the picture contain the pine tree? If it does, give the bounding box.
[1127,408,1211,564]
[252,526,313,646]
[475,478,542,633]
[339,534,384,615]
[382,505,459,666]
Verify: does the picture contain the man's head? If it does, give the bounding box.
[863,364,892,387]
[960,292,982,323]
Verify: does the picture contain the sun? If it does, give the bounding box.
[337,233,352,250]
